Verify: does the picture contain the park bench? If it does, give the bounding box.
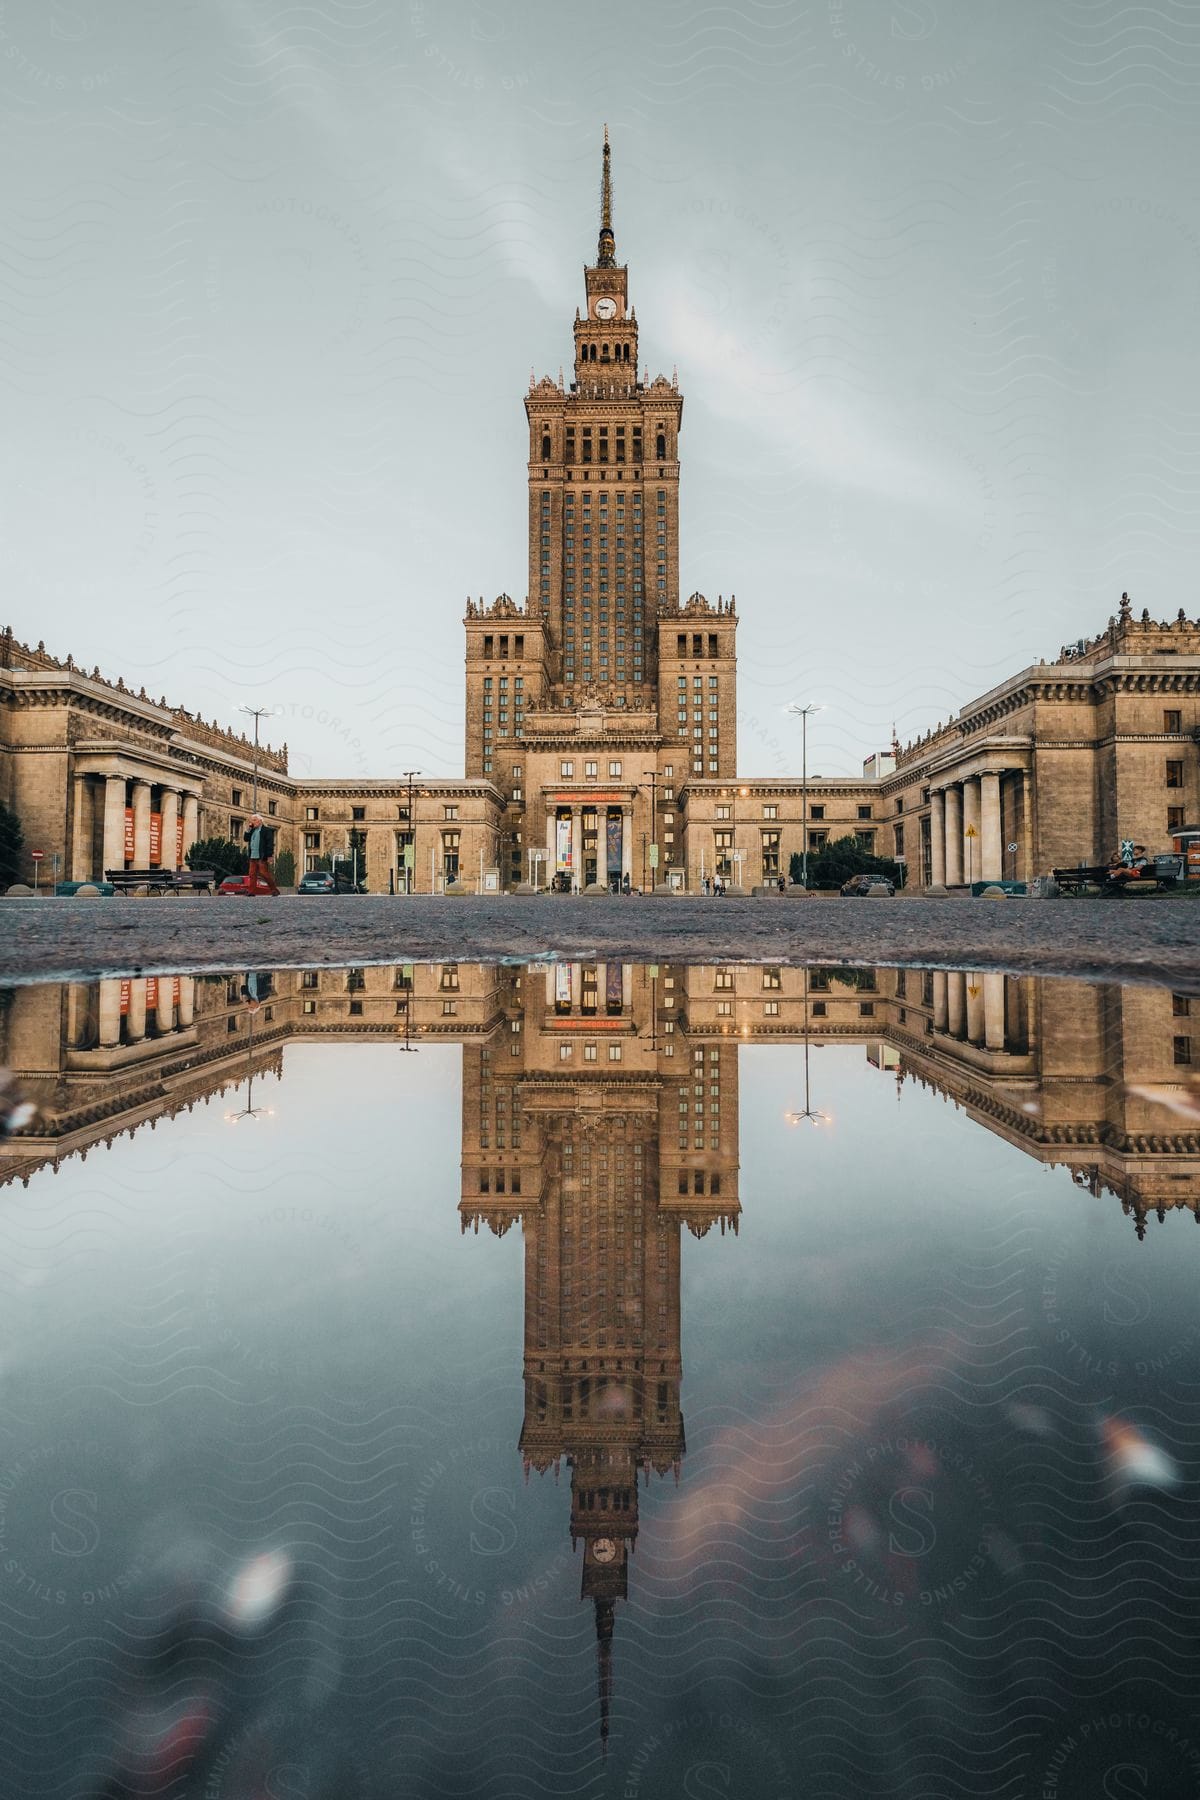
[104,867,218,895]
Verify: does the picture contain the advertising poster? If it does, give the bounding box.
[556,814,572,871]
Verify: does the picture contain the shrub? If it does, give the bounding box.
[186,836,247,880]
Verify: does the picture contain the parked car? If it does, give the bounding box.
[840,873,895,897]
[297,869,359,895]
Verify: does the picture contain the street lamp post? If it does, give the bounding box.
[785,973,831,1129]
[240,707,269,814]
[642,769,658,894]
[402,769,420,894]
[787,705,821,890]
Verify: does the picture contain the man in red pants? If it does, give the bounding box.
[244,814,279,894]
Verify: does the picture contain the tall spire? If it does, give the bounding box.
[597,125,616,268]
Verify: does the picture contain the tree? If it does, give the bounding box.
[805,834,905,890]
[318,830,367,891]
[788,850,803,886]
[186,836,247,880]
[0,802,23,888]
[273,847,296,889]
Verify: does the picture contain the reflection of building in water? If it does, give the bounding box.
[457,962,738,1743]
[3,961,1198,1729]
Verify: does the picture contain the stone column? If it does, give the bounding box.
[983,972,1006,1050]
[546,811,555,887]
[622,808,633,883]
[947,971,965,1038]
[965,974,984,1045]
[932,970,948,1031]
[98,978,122,1047]
[622,965,632,1009]
[102,774,127,876]
[182,793,200,864]
[160,789,180,871]
[570,963,581,1009]
[126,977,147,1041]
[944,787,963,887]
[178,976,195,1027]
[156,977,175,1034]
[131,781,152,868]
[961,777,982,888]
[70,775,92,881]
[929,791,946,890]
[980,772,1002,884]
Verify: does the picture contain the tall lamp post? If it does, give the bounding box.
[787,704,821,889]
[402,769,420,894]
[240,706,270,813]
[642,768,658,893]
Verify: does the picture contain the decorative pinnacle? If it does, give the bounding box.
[597,125,615,267]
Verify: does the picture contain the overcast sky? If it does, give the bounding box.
[3,1,1199,778]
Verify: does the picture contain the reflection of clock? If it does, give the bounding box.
[594,297,618,320]
[592,1538,617,1563]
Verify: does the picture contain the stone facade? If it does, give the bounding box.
[5,142,1200,893]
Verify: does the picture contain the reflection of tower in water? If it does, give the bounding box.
[459,961,740,1746]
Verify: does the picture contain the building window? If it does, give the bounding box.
[810,804,825,821]
[561,761,574,778]
[305,806,319,821]
[585,761,598,778]
[304,832,320,850]
[347,968,365,992]
[352,805,365,821]
[715,804,730,820]
[303,998,317,1015]
[559,1043,572,1061]
[231,788,243,807]
[762,804,778,819]
[762,967,781,989]
[230,817,244,839]
[858,804,873,820]
[442,1000,457,1016]
[1166,760,1184,788]
[1165,709,1183,733]
[812,1000,827,1018]
[444,805,458,820]
[860,1001,875,1018]
[267,799,277,816]
[1174,1036,1192,1065]
[764,1000,779,1016]
[1169,806,1186,831]
[809,830,828,851]
[608,1044,622,1061]
[1173,993,1190,1016]
[717,1000,732,1016]
[584,1043,598,1062]
[348,1000,363,1017]
[302,970,319,989]
[855,831,876,854]
[714,968,734,990]
[761,831,781,877]
[609,760,622,777]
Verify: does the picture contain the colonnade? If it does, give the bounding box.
[544,805,634,889]
[97,975,197,1048]
[929,770,1018,889]
[83,773,200,880]
[931,970,1007,1051]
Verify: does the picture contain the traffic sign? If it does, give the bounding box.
[30,850,43,861]
[1007,841,1018,853]
[964,825,978,838]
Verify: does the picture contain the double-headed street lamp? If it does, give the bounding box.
[401,769,420,894]
[240,706,270,813]
[786,704,823,890]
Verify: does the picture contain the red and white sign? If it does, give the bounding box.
[29,850,43,862]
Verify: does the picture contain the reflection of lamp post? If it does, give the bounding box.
[785,972,831,1129]
[225,1005,275,1123]
[787,704,822,889]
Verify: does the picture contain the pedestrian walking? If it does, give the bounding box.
[244,814,279,894]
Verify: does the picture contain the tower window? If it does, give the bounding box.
[541,433,551,460]
[656,433,666,460]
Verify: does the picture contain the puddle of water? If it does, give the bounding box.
[2,963,1199,1798]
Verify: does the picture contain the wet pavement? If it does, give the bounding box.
[4,892,1200,986]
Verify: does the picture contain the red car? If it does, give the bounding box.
[217,873,278,897]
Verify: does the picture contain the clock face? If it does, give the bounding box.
[592,1538,617,1563]
[594,297,618,321]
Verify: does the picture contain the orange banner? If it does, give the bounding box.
[119,979,130,1015]
[124,809,134,860]
[149,813,162,865]
[176,816,185,862]
[145,977,158,1007]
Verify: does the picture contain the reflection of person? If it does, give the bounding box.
[240,972,274,1011]
[0,1070,37,1136]
[244,815,279,894]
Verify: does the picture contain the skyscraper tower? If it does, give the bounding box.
[465,131,738,892]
